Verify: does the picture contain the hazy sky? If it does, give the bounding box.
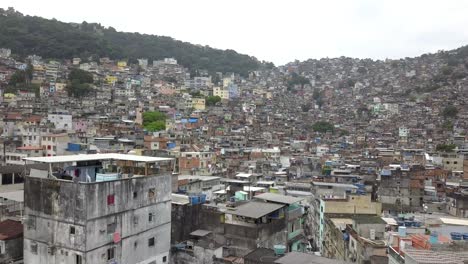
[3,0,468,65]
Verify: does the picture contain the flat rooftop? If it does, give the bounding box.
[23,153,173,163]
[312,182,358,189]
[178,175,221,181]
[226,201,284,219]
[254,192,303,205]
[275,251,351,264]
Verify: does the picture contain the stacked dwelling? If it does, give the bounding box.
[22,153,173,264]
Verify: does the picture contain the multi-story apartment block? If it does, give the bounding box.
[23,154,173,264]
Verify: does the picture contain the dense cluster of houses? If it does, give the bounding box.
[0,47,467,263]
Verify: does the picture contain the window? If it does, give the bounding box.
[148,237,155,247]
[163,256,167,263]
[70,226,76,235]
[149,213,154,222]
[454,161,458,164]
[27,216,36,230]
[148,188,155,199]
[107,194,115,205]
[107,247,115,261]
[75,254,82,264]
[31,243,38,254]
[133,191,138,199]
[107,222,116,234]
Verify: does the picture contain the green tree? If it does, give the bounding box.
[357,67,367,74]
[339,129,350,136]
[436,144,456,152]
[301,104,311,112]
[190,90,201,97]
[347,79,356,88]
[311,121,335,133]
[206,95,221,106]
[287,72,309,89]
[0,10,267,76]
[68,68,94,83]
[66,68,94,97]
[145,120,166,132]
[8,70,26,86]
[143,111,167,132]
[442,105,458,118]
[312,89,321,100]
[441,66,453,75]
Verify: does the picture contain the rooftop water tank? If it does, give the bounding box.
[463,233,468,240]
[429,232,438,244]
[398,226,407,237]
[450,232,462,240]
[274,245,286,256]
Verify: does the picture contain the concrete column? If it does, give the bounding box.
[12,172,15,184]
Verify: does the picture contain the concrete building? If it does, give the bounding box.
[441,153,464,172]
[312,193,382,253]
[213,87,229,100]
[23,154,174,264]
[47,113,73,130]
[40,133,69,156]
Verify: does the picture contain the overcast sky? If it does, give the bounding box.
[3,0,468,65]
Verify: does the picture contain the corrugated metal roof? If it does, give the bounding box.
[227,201,284,219]
[254,193,303,205]
[0,219,23,240]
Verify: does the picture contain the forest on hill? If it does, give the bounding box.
[0,8,271,76]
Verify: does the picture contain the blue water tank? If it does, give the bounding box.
[430,232,438,244]
[189,196,200,205]
[273,245,286,256]
[451,232,462,240]
[200,194,207,203]
[462,233,468,240]
[343,233,349,241]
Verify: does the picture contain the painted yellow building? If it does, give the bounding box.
[213,87,229,100]
[106,75,118,84]
[223,77,232,87]
[3,93,16,103]
[55,82,67,92]
[117,61,127,68]
[192,97,206,110]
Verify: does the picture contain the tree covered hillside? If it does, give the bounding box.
[0,8,269,76]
